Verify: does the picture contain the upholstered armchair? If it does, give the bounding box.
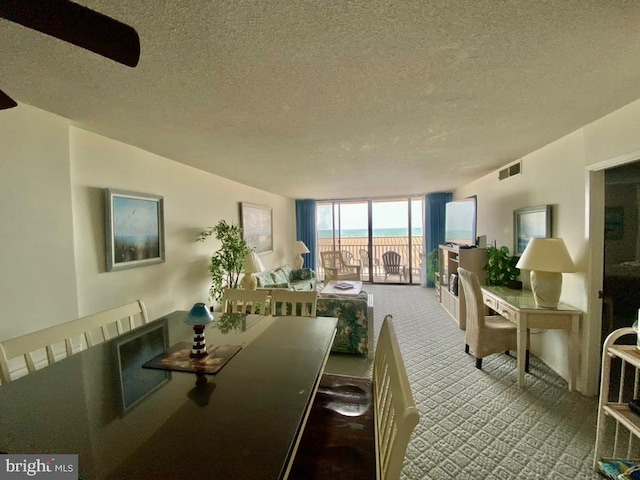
[457,267,529,370]
[320,251,361,282]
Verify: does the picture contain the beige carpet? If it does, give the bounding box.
[324,284,603,480]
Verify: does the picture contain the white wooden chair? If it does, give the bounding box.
[320,251,361,282]
[270,290,318,317]
[373,315,420,480]
[360,248,380,275]
[290,314,419,480]
[222,288,269,314]
[382,250,406,282]
[0,299,148,384]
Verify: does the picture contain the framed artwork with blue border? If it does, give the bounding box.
[105,188,165,271]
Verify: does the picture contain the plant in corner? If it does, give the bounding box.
[484,245,522,289]
[426,249,439,285]
[199,220,249,304]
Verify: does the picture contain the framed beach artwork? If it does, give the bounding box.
[105,189,165,271]
[513,205,552,255]
[112,319,170,415]
[240,202,273,254]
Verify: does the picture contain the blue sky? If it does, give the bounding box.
[317,199,423,230]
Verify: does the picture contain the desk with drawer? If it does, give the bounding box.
[481,286,581,390]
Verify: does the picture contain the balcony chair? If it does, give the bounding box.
[382,250,406,282]
[320,251,361,282]
[457,267,529,370]
[340,250,355,265]
[359,249,380,275]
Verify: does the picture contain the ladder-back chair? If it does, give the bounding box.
[0,299,149,384]
[222,288,269,314]
[270,290,318,317]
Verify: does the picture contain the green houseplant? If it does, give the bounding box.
[426,249,439,285]
[199,220,249,303]
[484,245,522,288]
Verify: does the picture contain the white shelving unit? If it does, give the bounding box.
[594,327,640,471]
[437,245,486,330]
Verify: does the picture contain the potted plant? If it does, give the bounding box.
[484,245,522,289]
[199,220,249,304]
[426,249,439,286]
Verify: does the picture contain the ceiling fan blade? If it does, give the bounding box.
[0,0,140,67]
[0,89,18,110]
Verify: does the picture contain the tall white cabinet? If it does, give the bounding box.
[437,245,487,330]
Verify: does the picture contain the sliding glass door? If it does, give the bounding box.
[316,197,424,284]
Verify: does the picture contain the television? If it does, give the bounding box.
[445,197,477,247]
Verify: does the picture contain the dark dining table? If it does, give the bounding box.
[0,311,337,479]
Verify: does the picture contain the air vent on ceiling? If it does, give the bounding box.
[498,161,522,180]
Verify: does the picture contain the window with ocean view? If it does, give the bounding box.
[316,198,424,284]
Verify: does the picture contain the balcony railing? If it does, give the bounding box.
[317,237,424,284]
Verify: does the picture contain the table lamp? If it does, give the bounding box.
[240,250,265,290]
[292,240,310,269]
[184,303,214,358]
[515,238,575,308]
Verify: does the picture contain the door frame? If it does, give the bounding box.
[584,149,640,395]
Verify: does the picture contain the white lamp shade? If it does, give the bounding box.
[243,250,265,274]
[292,241,310,254]
[515,238,575,273]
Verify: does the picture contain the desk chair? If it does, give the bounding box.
[222,288,269,314]
[457,267,529,370]
[270,290,318,317]
[0,300,148,384]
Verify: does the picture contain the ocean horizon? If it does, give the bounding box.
[318,228,423,238]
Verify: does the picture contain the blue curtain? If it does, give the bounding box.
[295,200,317,270]
[425,192,452,287]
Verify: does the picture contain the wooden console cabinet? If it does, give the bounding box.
[437,245,487,329]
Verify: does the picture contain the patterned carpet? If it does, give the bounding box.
[324,284,603,480]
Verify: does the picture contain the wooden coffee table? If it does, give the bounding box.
[321,280,363,296]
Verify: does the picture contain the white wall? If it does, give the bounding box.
[0,105,79,340]
[70,128,294,320]
[0,105,295,343]
[456,130,588,387]
[456,98,640,395]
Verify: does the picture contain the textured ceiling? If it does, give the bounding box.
[2,1,640,199]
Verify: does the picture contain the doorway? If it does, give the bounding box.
[601,160,640,344]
